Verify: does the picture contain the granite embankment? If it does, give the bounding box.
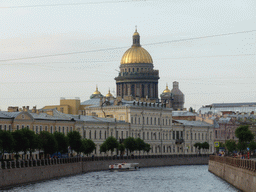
[0,154,209,189]
[208,155,256,192]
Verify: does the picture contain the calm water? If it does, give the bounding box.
[8,165,239,192]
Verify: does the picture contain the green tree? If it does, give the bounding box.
[67,131,82,155]
[100,142,107,155]
[12,130,25,160]
[53,132,69,157]
[22,128,37,159]
[235,125,254,143]
[249,140,256,152]
[135,138,146,155]
[225,140,237,155]
[194,142,202,154]
[102,136,119,155]
[81,139,96,156]
[0,130,14,160]
[123,137,137,155]
[143,143,151,154]
[118,144,125,155]
[235,125,254,152]
[39,131,57,158]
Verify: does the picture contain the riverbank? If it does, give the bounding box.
[0,154,209,189]
[208,155,256,192]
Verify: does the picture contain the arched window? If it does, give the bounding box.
[202,133,204,140]
[198,133,200,140]
[154,118,156,125]
[150,118,152,125]
[147,117,149,125]
[134,117,137,124]
[89,130,91,139]
[100,131,101,139]
[83,130,86,138]
[95,130,97,139]
[195,133,197,140]
[105,131,107,139]
[138,118,140,124]
[131,117,133,124]
[147,132,149,140]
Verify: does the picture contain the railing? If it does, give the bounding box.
[0,154,210,170]
[209,155,256,172]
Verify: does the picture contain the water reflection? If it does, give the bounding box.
[9,165,239,192]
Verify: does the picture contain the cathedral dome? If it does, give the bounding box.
[120,29,153,65]
[121,46,153,64]
[163,85,171,94]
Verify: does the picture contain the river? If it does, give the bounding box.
[8,165,239,192]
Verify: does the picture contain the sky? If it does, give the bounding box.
[0,0,256,111]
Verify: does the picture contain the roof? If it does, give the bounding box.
[172,111,196,117]
[174,120,213,127]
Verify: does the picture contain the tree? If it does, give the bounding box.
[235,125,254,143]
[123,137,137,155]
[194,143,202,154]
[53,132,69,157]
[67,131,82,155]
[12,130,25,160]
[21,128,37,159]
[81,139,96,156]
[249,141,256,152]
[102,136,119,155]
[235,125,254,152]
[38,131,57,158]
[100,142,107,155]
[143,143,151,154]
[225,140,237,155]
[135,138,146,155]
[201,142,210,154]
[118,144,125,155]
[0,130,14,160]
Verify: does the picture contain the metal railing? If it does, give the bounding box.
[0,154,210,169]
[209,155,256,172]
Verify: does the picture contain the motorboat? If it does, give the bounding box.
[109,163,139,171]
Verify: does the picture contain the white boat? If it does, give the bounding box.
[109,163,139,171]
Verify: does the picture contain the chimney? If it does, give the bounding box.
[32,106,36,113]
[22,106,25,111]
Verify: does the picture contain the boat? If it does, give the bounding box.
[109,163,139,171]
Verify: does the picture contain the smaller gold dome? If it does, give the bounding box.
[93,85,101,95]
[133,31,139,36]
[106,89,113,97]
[163,85,171,93]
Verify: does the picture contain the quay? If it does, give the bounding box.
[0,154,209,189]
[208,155,256,192]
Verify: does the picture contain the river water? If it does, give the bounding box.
[8,165,239,192]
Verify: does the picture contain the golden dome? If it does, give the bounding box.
[93,85,101,95]
[121,46,153,64]
[106,89,113,97]
[163,85,171,93]
[121,29,153,65]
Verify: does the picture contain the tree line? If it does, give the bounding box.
[0,128,151,160]
[218,125,256,155]
[0,128,96,160]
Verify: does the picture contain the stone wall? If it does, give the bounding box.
[0,155,209,189]
[208,157,256,192]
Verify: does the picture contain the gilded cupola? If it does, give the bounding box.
[90,85,103,99]
[163,84,171,93]
[120,29,153,65]
[106,89,113,98]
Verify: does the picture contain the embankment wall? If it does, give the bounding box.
[0,155,209,189]
[208,160,256,192]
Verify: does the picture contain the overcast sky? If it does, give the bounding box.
[0,0,255,111]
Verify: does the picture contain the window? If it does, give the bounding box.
[169,119,171,125]
[0,125,2,130]
[9,125,11,131]
[166,119,167,125]
[59,126,61,132]
[158,118,160,125]
[89,131,91,139]
[67,127,69,133]
[215,130,217,138]
[173,131,175,140]
[191,133,193,140]
[62,127,65,134]
[138,118,140,124]
[126,131,128,138]
[131,117,133,124]
[186,132,189,140]
[202,133,204,140]
[4,125,7,131]
[198,133,200,140]
[116,131,118,139]
[95,130,97,139]
[50,126,53,134]
[121,131,123,139]
[22,125,24,129]
[147,132,149,140]
[206,133,208,140]
[134,117,136,124]
[70,127,73,132]
[40,126,42,132]
[150,118,152,125]
[158,132,160,140]
[83,130,86,138]
[147,117,148,125]
[162,119,164,125]
[105,131,107,139]
[154,118,156,125]
[195,133,197,140]
[45,126,48,131]
[176,131,179,139]
[36,126,38,134]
